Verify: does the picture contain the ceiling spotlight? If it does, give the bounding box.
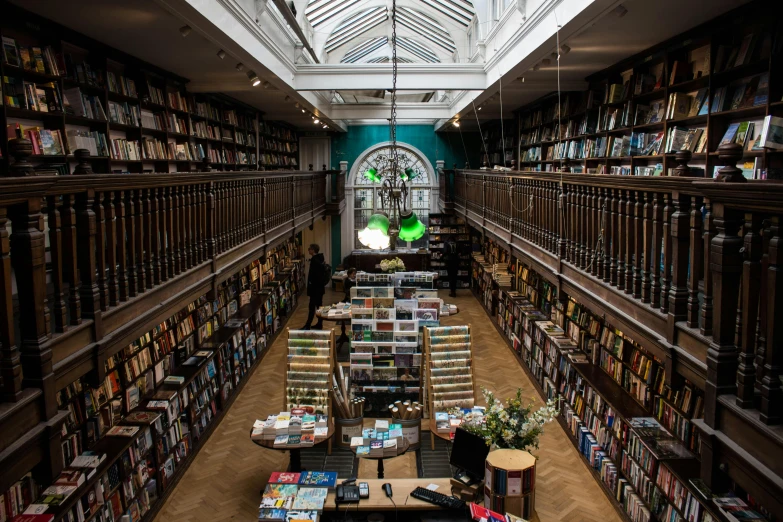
[179,25,192,37]
[560,44,571,54]
[284,96,290,102]
[217,49,226,59]
[301,109,305,113]
[452,121,460,127]
[262,81,271,89]
[541,58,551,66]
[236,63,245,72]
[613,4,628,17]
[313,118,320,124]
[295,102,300,108]
[551,52,558,60]
[521,77,525,82]
[478,106,482,111]
[323,124,328,129]
[247,71,261,86]
[533,63,540,71]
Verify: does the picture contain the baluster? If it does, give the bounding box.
[46,196,67,332]
[93,190,108,311]
[704,202,743,426]
[206,182,216,259]
[687,197,704,327]
[187,184,196,266]
[755,218,773,403]
[625,190,636,293]
[578,185,586,268]
[104,192,118,306]
[243,180,251,242]
[115,191,129,302]
[568,184,576,263]
[602,188,611,283]
[228,181,236,248]
[178,185,188,270]
[558,185,567,258]
[661,194,672,314]
[668,193,690,334]
[650,193,663,308]
[158,187,168,281]
[11,198,56,417]
[633,191,643,299]
[591,186,599,277]
[62,195,82,323]
[184,185,193,268]
[170,186,181,275]
[77,190,101,318]
[149,187,161,285]
[701,199,714,336]
[134,189,146,293]
[617,190,626,291]
[641,191,653,304]
[760,220,782,424]
[199,183,207,262]
[124,190,138,297]
[218,182,227,251]
[736,214,762,408]
[598,188,606,280]
[551,182,558,253]
[0,207,22,401]
[609,188,619,286]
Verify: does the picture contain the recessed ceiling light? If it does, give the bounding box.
[217,49,226,59]
[179,25,191,37]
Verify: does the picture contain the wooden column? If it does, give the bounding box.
[206,182,216,259]
[11,197,56,418]
[736,214,762,408]
[617,190,626,291]
[632,190,643,299]
[704,201,743,427]
[760,220,782,424]
[609,188,619,286]
[0,207,22,401]
[667,192,690,342]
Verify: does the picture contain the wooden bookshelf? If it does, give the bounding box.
[514,3,782,179]
[427,213,471,290]
[0,2,299,176]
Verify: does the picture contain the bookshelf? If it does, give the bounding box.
[514,7,782,179]
[47,235,304,522]
[470,236,730,522]
[484,449,536,520]
[427,214,471,290]
[483,120,517,167]
[0,4,299,176]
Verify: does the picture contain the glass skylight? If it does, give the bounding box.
[397,37,440,62]
[324,6,389,52]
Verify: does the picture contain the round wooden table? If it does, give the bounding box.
[250,423,335,473]
[428,418,452,450]
[315,310,351,348]
[351,438,410,479]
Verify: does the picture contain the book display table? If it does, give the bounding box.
[315,309,351,349]
[351,438,410,479]
[251,423,335,472]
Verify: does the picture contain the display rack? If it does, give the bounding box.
[423,325,476,413]
[284,329,335,416]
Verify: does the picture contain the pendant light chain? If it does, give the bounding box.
[390,0,399,181]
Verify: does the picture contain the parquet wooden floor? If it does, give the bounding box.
[153,288,622,522]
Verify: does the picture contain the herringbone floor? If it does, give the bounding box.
[153,289,621,522]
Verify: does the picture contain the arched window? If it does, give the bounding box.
[347,143,437,251]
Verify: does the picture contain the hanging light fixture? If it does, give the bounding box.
[356,0,425,250]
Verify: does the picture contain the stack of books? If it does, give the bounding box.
[253,411,329,444]
[258,472,337,521]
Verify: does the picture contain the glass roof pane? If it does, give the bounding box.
[420,0,473,26]
[397,37,440,62]
[307,0,362,27]
[342,37,388,63]
[396,9,455,52]
[325,8,389,52]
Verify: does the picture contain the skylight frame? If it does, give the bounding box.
[396,8,456,52]
[341,36,389,63]
[396,37,440,63]
[306,0,362,27]
[419,0,474,26]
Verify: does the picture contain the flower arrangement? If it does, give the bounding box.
[380,257,406,273]
[453,387,559,451]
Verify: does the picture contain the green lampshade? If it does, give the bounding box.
[401,167,417,182]
[398,211,425,242]
[363,167,381,183]
[358,212,390,249]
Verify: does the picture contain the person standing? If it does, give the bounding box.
[445,239,459,298]
[303,243,325,330]
[343,268,357,303]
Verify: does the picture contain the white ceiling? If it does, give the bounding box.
[12,0,751,130]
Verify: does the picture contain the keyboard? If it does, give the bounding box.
[410,487,466,510]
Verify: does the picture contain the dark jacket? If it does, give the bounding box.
[343,278,355,303]
[307,253,326,297]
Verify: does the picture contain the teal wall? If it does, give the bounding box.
[330,124,483,173]
[329,124,484,267]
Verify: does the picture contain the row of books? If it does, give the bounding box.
[2,37,62,76]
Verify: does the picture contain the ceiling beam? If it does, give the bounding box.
[329,102,451,119]
[295,63,485,89]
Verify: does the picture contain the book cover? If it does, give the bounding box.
[291,487,328,511]
[269,472,301,484]
[285,511,318,522]
[298,471,337,487]
[258,508,288,520]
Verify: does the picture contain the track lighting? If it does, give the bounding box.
[217,49,226,59]
[236,63,245,72]
[262,81,271,89]
[247,71,261,86]
[560,44,571,54]
[179,25,192,37]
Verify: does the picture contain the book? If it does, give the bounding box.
[291,487,328,511]
[2,36,20,67]
[261,484,298,510]
[105,425,139,437]
[720,123,740,145]
[273,435,289,447]
[269,472,301,484]
[258,509,288,521]
[759,115,783,150]
[285,511,318,522]
[298,472,337,488]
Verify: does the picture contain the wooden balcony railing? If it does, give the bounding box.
[450,146,783,428]
[0,169,330,414]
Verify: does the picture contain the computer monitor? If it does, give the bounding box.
[449,427,490,482]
